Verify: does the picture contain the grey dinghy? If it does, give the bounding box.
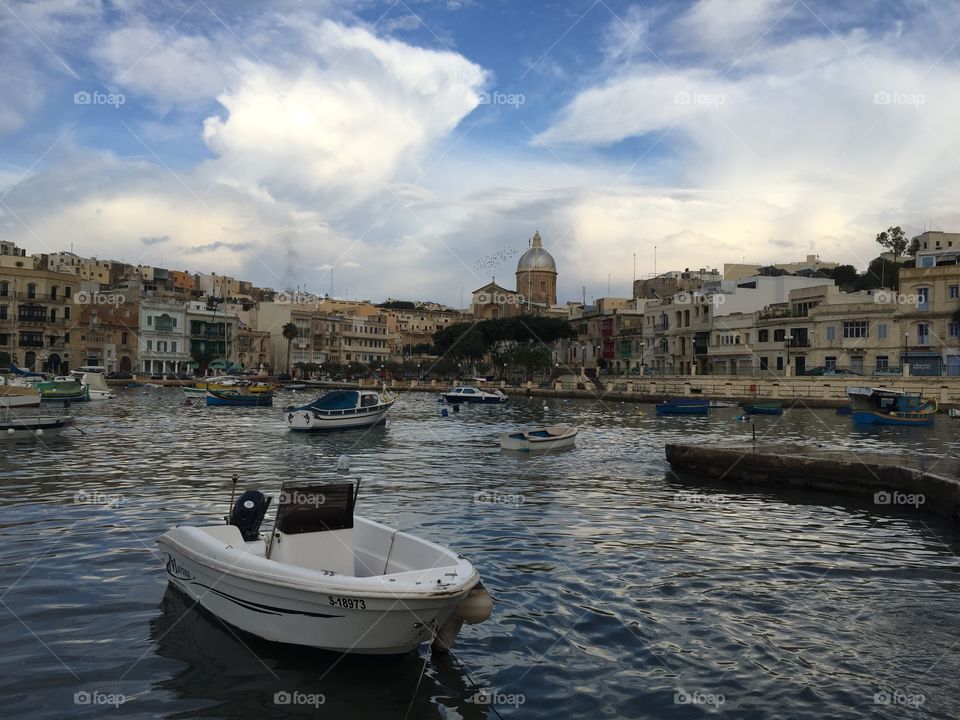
[158,481,492,654]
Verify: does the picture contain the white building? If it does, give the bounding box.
[139,299,191,375]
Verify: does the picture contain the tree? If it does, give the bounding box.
[876,226,908,263]
[826,264,858,289]
[907,236,921,257]
[190,343,217,375]
[281,322,298,375]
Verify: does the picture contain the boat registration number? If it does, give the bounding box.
[328,595,366,610]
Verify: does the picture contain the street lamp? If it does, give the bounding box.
[417,363,421,386]
[785,334,793,376]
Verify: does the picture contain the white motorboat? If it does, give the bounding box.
[181,386,207,399]
[0,411,74,440]
[949,408,960,419]
[285,389,393,432]
[442,386,508,404]
[499,425,578,451]
[71,371,115,400]
[0,383,42,409]
[158,481,492,654]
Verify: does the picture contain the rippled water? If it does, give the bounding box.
[1,388,959,719]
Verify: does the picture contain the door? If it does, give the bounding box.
[794,356,806,376]
[850,356,864,375]
[947,355,960,377]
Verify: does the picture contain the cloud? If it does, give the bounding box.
[141,235,170,246]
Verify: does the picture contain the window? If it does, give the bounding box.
[950,322,960,338]
[758,329,769,342]
[825,356,837,369]
[876,356,889,370]
[0,281,7,296]
[147,316,152,326]
[877,323,887,339]
[0,305,6,320]
[147,340,153,350]
[773,329,786,342]
[50,309,57,322]
[121,332,128,345]
[917,324,929,344]
[64,286,71,298]
[917,288,929,310]
[26,283,36,298]
[950,285,959,299]
[172,341,178,353]
[64,307,70,320]
[51,286,57,300]
[843,321,869,339]
[760,357,769,370]
[826,326,836,341]
[776,356,784,371]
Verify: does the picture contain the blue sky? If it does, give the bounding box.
[3,0,960,306]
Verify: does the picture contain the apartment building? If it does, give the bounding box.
[899,264,960,375]
[185,301,239,372]
[76,299,139,372]
[139,299,190,375]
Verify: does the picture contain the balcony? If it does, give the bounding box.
[18,338,44,348]
[654,322,669,332]
[786,338,811,348]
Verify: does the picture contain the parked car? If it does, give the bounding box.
[106,371,133,380]
[805,367,861,376]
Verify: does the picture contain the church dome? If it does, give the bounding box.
[516,231,556,272]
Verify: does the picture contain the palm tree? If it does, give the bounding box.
[281,323,298,376]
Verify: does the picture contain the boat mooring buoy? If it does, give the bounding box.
[441,408,449,417]
[336,455,350,471]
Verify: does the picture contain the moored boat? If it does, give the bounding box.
[500,425,578,451]
[847,386,937,426]
[286,389,393,432]
[655,397,709,415]
[442,386,507,404]
[206,389,274,407]
[950,408,960,419]
[157,479,492,654]
[0,384,42,409]
[71,371,115,400]
[741,401,783,415]
[37,379,88,402]
[182,386,207,399]
[0,411,74,440]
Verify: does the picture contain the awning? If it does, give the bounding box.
[208,359,228,369]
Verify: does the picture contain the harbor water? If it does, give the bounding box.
[1,388,959,718]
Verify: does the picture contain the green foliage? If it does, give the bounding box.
[825,264,858,288]
[875,226,908,260]
[376,300,417,310]
[432,316,573,359]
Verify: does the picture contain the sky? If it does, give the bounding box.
[3,0,960,307]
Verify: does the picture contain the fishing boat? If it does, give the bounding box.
[71,371,115,400]
[847,387,938,426]
[37,378,88,402]
[500,425,578,451]
[157,479,492,654]
[0,410,74,440]
[442,386,508,404]
[280,382,308,391]
[741,401,784,415]
[0,384,42,409]
[708,400,737,408]
[182,386,208,399]
[206,389,274,407]
[655,397,709,415]
[286,389,393,432]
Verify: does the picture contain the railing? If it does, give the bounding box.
[654,322,669,331]
[786,338,810,347]
[18,339,44,348]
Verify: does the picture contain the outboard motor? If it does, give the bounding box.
[229,490,271,541]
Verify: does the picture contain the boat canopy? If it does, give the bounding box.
[847,386,922,399]
[276,482,356,534]
[304,390,361,411]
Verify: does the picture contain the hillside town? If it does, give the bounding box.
[2,229,959,379]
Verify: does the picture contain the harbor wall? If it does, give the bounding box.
[665,443,960,522]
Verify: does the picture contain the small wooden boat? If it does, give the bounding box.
[182,386,207,399]
[0,411,74,440]
[708,400,737,408]
[847,387,937,426]
[0,384,41,409]
[442,386,508,404]
[157,479,492,654]
[281,382,308,391]
[655,397,709,415]
[500,425,578,451]
[206,389,274,407]
[286,389,393,432]
[741,401,783,415]
[37,379,88,402]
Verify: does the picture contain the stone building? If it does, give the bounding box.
[472,231,559,319]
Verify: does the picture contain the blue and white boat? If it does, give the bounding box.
[847,387,937,426]
[286,389,393,432]
[206,389,274,407]
[442,386,507,404]
[655,397,709,415]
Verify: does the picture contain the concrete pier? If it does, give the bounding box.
[665,442,960,522]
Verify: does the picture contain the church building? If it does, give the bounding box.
[471,231,558,319]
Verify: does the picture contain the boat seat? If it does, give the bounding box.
[270,529,355,576]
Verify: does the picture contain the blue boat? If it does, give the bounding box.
[206,389,274,407]
[847,387,937,426]
[741,402,783,415]
[655,397,709,415]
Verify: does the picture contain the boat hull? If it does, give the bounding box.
[0,393,41,409]
[157,520,481,655]
[742,404,783,415]
[287,406,390,432]
[206,391,274,407]
[655,405,709,415]
[0,415,73,440]
[500,426,578,451]
[851,410,935,426]
[442,394,505,404]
